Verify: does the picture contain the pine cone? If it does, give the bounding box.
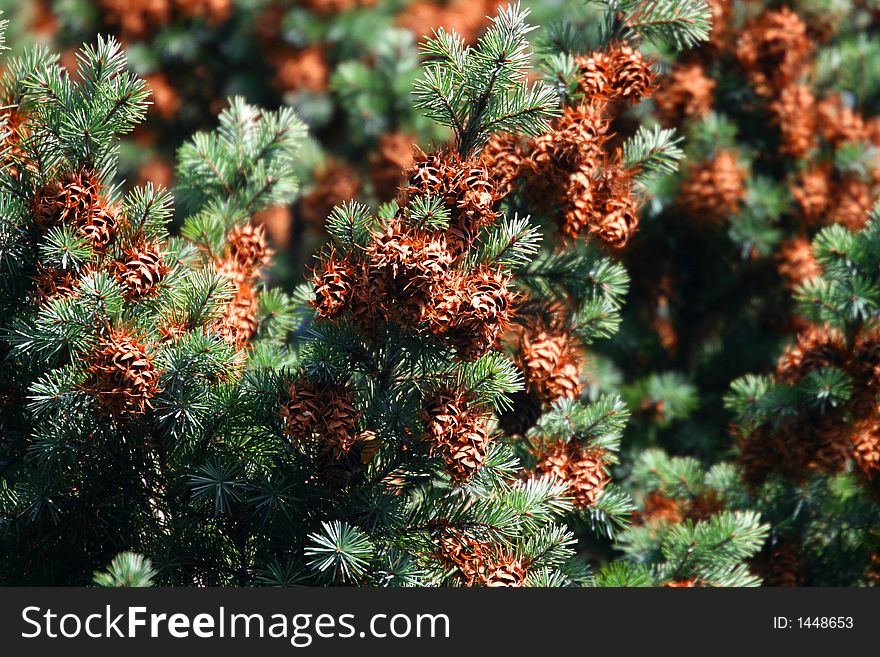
[80,201,121,252]
[272,45,329,92]
[853,416,880,477]
[32,170,120,251]
[84,329,160,417]
[591,177,639,248]
[226,223,272,281]
[114,240,168,298]
[281,377,360,456]
[31,264,81,305]
[364,220,455,329]
[534,440,609,509]
[421,390,492,481]
[370,132,416,201]
[214,283,259,347]
[437,268,516,361]
[707,0,733,49]
[653,63,716,126]
[607,43,656,103]
[816,94,869,147]
[680,150,746,221]
[777,237,821,290]
[529,102,609,174]
[792,164,832,225]
[517,324,584,405]
[0,107,30,179]
[407,149,500,257]
[631,490,684,526]
[574,51,616,98]
[776,327,846,384]
[664,578,699,587]
[482,554,527,587]
[829,177,875,231]
[769,84,817,158]
[735,8,812,97]
[434,526,490,586]
[479,132,525,199]
[312,252,357,321]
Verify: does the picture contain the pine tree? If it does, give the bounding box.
[0,26,307,584]
[724,206,880,586]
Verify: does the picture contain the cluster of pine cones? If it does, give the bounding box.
[27,163,273,418]
[737,325,880,492]
[663,5,880,247]
[312,148,515,360]
[433,525,528,587]
[480,43,657,248]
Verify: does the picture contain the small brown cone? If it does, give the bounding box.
[421,390,492,482]
[829,177,875,231]
[114,240,168,298]
[680,150,746,221]
[312,252,357,321]
[84,329,160,417]
[479,132,525,199]
[769,84,817,158]
[574,51,616,99]
[534,440,608,509]
[272,45,330,93]
[482,554,528,587]
[517,324,584,405]
[653,63,716,126]
[215,283,260,348]
[607,43,656,104]
[438,267,516,361]
[281,377,360,457]
[777,237,821,290]
[735,8,812,97]
[853,416,880,478]
[792,164,832,225]
[776,327,846,384]
[631,491,684,526]
[816,94,869,147]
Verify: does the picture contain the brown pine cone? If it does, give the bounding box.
[776,237,821,290]
[533,440,609,509]
[312,252,357,321]
[84,329,160,417]
[517,324,584,405]
[421,389,492,481]
[680,150,746,221]
[653,63,716,126]
[769,84,817,158]
[114,240,169,298]
[281,377,360,456]
[776,327,846,384]
[792,164,832,225]
[735,8,812,97]
[607,43,656,103]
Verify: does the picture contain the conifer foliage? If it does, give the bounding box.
[0,26,307,584]
[725,208,880,586]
